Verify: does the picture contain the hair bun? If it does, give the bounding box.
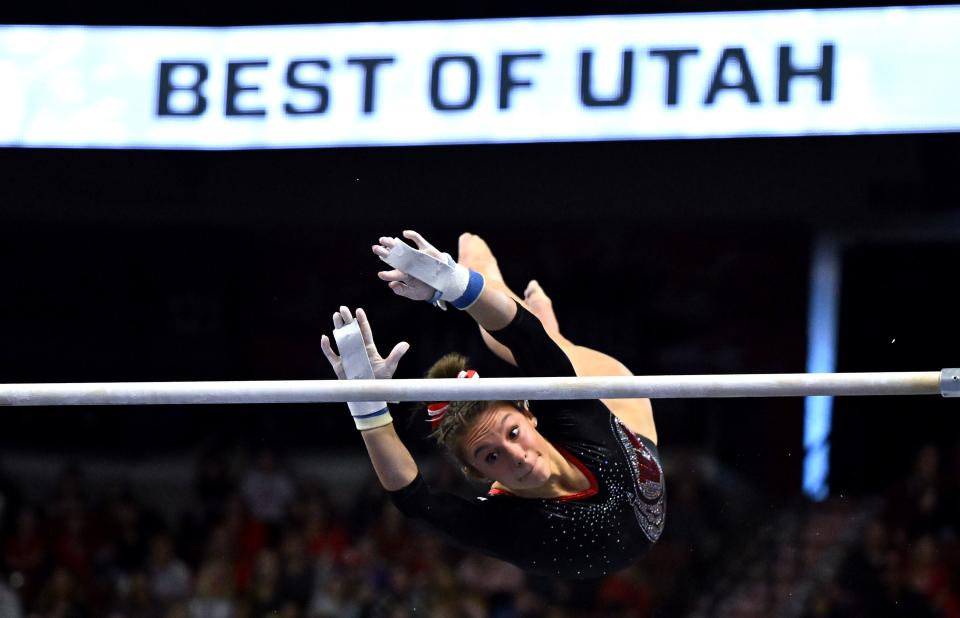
[425,352,468,379]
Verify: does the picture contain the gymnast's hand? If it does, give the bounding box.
[320,306,409,380]
[373,230,449,302]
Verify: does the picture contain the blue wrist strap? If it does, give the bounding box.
[450,270,485,310]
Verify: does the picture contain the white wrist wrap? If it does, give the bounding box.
[332,320,392,430]
[380,240,484,310]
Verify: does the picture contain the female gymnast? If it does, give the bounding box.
[320,231,664,579]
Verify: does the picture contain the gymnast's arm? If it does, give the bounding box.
[359,425,419,491]
[373,230,515,329]
[463,282,517,331]
[372,231,574,376]
[319,306,418,491]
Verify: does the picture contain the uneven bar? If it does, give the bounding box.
[0,370,955,406]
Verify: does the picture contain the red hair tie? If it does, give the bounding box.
[427,370,479,429]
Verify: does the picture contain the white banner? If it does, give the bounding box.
[2,6,959,149]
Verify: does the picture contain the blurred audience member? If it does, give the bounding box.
[49,463,89,526]
[0,464,24,537]
[277,527,313,610]
[108,570,161,618]
[886,444,946,541]
[33,565,90,618]
[296,487,347,566]
[219,494,266,594]
[148,532,191,607]
[4,506,48,605]
[308,570,362,618]
[837,519,889,611]
[243,549,283,616]
[188,557,235,618]
[194,448,236,525]
[597,565,653,617]
[0,567,24,618]
[240,448,295,533]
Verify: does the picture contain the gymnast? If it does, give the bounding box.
[319,231,665,578]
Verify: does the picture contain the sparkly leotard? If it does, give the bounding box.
[388,304,666,579]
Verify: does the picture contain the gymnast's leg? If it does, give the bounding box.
[457,233,657,444]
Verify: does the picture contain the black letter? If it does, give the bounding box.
[285,59,331,115]
[579,49,633,108]
[498,52,543,109]
[430,55,479,111]
[648,48,699,106]
[346,56,396,114]
[225,60,269,117]
[705,47,760,105]
[778,43,835,103]
[157,61,208,116]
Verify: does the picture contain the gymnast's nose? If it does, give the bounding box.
[505,443,525,466]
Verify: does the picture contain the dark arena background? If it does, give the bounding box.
[1,1,959,617]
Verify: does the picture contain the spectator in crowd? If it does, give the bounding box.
[100,487,164,596]
[187,557,235,618]
[0,463,24,537]
[308,570,362,618]
[219,494,267,594]
[108,570,162,618]
[4,506,48,606]
[244,548,284,616]
[148,532,191,608]
[49,463,89,527]
[0,565,24,618]
[240,448,296,538]
[837,519,889,610]
[296,487,347,566]
[52,506,96,589]
[596,565,653,617]
[33,565,90,617]
[277,528,314,610]
[194,448,237,526]
[886,444,947,541]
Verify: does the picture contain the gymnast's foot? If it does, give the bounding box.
[524,279,561,336]
[457,232,506,285]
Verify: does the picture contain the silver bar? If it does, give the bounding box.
[0,371,951,406]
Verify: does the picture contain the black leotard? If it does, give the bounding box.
[388,303,666,578]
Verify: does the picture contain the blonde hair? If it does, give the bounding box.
[425,353,526,478]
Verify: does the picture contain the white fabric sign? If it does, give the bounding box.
[1,6,959,149]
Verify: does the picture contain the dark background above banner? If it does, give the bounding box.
[7,0,960,25]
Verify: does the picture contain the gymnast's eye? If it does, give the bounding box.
[509,427,519,440]
[485,451,498,465]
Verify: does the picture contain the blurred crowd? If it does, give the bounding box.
[0,445,746,618]
[3,440,958,618]
[804,443,960,618]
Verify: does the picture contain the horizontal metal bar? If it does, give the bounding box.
[0,370,953,406]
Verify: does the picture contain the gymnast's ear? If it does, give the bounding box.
[517,402,536,427]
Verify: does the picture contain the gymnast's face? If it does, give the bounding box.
[460,404,550,490]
